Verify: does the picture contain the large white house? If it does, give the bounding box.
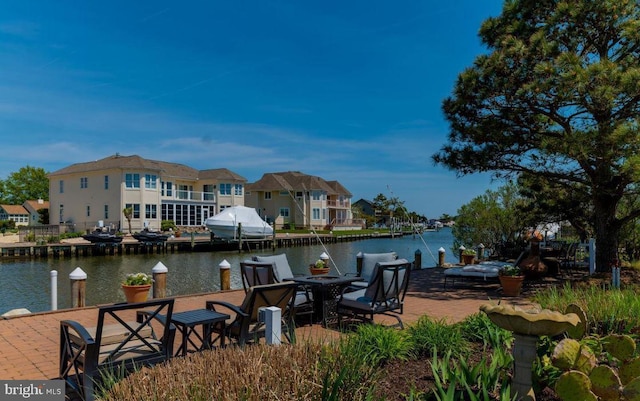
[245,171,356,230]
[48,154,246,232]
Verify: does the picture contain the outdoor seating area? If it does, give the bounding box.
[59,298,176,401]
[442,260,513,289]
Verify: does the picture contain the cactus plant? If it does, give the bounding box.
[565,303,588,339]
[589,365,621,401]
[555,370,598,401]
[551,333,640,401]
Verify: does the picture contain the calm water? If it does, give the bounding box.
[0,228,456,315]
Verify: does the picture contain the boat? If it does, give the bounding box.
[133,229,169,243]
[204,206,273,239]
[82,230,124,244]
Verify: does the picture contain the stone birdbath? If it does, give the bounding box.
[480,304,581,401]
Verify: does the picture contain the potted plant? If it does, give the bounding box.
[499,264,524,297]
[309,259,330,275]
[122,272,154,303]
[461,248,476,265]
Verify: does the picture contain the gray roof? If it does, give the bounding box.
[247,171,350,196]
[49,154,244,181]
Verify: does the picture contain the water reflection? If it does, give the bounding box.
[0,229,456,314]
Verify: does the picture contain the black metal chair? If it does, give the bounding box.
[59,298,175,401]
[206,282,297,345]
[337,259,411,329]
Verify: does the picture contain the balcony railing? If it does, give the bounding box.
[163,191,216,202]
[326,199,350,208]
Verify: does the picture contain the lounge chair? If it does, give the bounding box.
[337,258,411,329]
[443,261,512,288]
[252,254,314,324]
[206,282,297,345]
[348,251,398,288]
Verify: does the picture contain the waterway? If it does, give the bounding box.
[0,228,457,315]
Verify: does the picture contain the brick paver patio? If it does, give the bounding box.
[0,268,531,380]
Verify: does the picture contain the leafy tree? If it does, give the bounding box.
[453,183,528,257]
[2,166,49,205]
[433,1,640,272]
[372,194,389,214]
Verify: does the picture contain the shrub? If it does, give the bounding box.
[161,220,177,231]
[458,312,513,350]
[344,324,413,366]
[407,316,469,358]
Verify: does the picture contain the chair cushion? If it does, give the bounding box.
[361,252,397,283]
[254,254,294,281]
[364,259,409,301]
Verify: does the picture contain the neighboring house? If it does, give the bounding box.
[23,199,50,226]
[245,171,357,230]
[353,198,390,227]
[0,204,29,226]
[48,154,246,232]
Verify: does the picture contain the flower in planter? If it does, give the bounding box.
[123,272,154,286]
[500,264,522,277]
[314,259,326,269]
[462,248,477,256]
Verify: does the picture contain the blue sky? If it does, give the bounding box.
[0,1,504,217]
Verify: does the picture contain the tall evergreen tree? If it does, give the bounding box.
[434,0,640,272]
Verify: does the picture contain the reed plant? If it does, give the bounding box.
[457,313,513,350]
[407,316,469,357]
[532,282,640,335]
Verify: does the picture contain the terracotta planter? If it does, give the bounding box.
[499,275,524,297]
[309,265,330,275]
[461,254,475,265]
[122,284,152,303]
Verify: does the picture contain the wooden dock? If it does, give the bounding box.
[0,232,398,259]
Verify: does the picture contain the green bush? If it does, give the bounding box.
[407,316,469,358]
[343,324,413,366]
[161,220,177,231]
[458,312,513,349]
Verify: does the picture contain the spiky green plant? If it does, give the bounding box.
[407,316,469,357]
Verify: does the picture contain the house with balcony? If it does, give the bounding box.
[245,171,359,230]
[48,154,246,232]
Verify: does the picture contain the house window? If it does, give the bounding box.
[312,191,321,200]
[59,205,64,223]
[296,191,303,198]
[145,204,157,219]
[178,185,191,200]
[104,205,109,219]
[279,208,290,217]
[125,203,140,218]
[104,175,109,190]
[86,205,90,217]
[279,191,288,196]
[234,184,243,196]
[161,181,174,196]
[59,180,64,194]
[203,184,215,201]
[80,177,88,189]
[312,208,320,220]
[264,192,272,200]
[220,183,231,195]
[125,173,140,188]
[145,174,157,189]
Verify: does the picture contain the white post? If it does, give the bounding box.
[438,247,446,267]
[259,306,282,345]
[477,243,485,261]
[589,238,596,275]
[50,270,58,311]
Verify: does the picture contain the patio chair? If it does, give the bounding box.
[206,282,297,345]
[253,254,315,324]
[337,258,411,329]
[347,251,398,288]
[240,260,275,292]
[59,298,175,401]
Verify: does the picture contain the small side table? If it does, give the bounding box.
[170,309,229,356]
